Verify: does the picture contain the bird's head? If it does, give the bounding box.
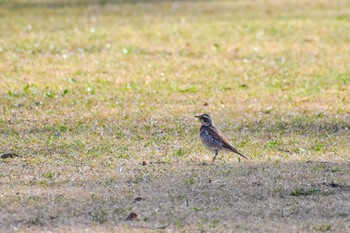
[195,114,213,126]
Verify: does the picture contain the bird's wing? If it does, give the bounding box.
[207,125,231,146]
[207,126,248,159]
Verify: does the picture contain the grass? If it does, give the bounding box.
[0,0,350,232]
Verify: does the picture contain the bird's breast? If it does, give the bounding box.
[199,127,223,150]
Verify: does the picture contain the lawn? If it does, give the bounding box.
[0,0,350,232]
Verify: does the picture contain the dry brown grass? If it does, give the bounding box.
[1,159,350,232]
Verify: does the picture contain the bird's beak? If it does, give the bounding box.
[195,115,201,122]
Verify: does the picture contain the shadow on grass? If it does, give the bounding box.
[1,113,349,136]
[0,159,349,231]
[236,114,350,135]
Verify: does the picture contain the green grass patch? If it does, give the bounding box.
[314,224,332,232]
[290,188,320,196]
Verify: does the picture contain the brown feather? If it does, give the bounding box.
[206,125,248,159]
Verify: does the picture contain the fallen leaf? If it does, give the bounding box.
[134,197,144,202]
[125,212,138,220]
[1,153,19,159]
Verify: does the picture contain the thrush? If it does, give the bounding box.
[195,114,247,162]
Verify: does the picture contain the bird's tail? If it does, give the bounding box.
[227,146,248,159]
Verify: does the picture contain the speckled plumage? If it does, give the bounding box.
[195,114,247,162]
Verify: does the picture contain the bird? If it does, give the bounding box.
[195,113,247,162]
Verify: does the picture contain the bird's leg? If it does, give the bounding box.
[212,150,218,162]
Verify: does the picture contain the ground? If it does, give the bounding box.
[0,0,350,232]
